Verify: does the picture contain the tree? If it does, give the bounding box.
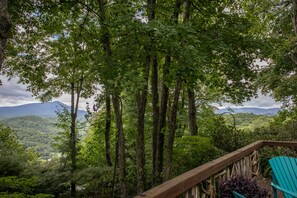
[0,124,29,176]
[251,0,297,106]
[0,0,11,73]
[5,5,96,196]
[97,0,127,196]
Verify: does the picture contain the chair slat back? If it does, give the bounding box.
[269,156,297,198]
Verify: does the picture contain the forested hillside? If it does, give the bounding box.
[223,113,274,131]
[0,116,60,158]
[1,0,297,197]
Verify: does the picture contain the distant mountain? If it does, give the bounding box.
[215,107,280,116]
[0,101,87,119]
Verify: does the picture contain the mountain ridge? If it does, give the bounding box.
[0,101,87,119]
[215,107,280,115]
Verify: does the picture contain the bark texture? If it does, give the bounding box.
[165,79,182,181]
[70,78,82,198]
[70,83,77,198]
[135,54,150,193]
[0,0,11,71]
[105,94,112,167]
[187,88,197,136]
[112,95,126,197]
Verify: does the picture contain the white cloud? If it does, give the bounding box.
[0,75,94,110]
[217,91,282,109]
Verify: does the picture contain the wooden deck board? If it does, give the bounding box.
[255,175,284,198]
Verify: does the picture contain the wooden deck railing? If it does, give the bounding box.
[134,140,297,198]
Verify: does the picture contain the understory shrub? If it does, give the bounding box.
[259,147,297,177]
[172,136,224,177]
[219,175,269,198]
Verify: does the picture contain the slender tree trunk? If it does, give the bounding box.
[182,0,197,136]
[135,55,150,193]
[98,0,126,196]
[112,95,126,197]
[154,56,169,181]
[164,0,190,181]
[70,82,77,198]
[151,56,161,178]
[146,0,164,182]
[187,88,197,135]
[105,94,112,167]
[70,78,83,198]
[177,89,186,137]
[154,0,183,181]
[165,79,182,181]
[0,0,11,71]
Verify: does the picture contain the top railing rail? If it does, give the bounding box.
[135,140,297,198]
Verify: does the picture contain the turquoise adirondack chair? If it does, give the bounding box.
[269,156,297,198]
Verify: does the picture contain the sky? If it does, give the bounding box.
[0,76,92,110]
[0,75,283,110]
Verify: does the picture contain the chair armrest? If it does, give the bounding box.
[232,191,245,198]
[271,182,297,197]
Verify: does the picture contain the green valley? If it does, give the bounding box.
[222,113,274,131]
[0,116,60,158]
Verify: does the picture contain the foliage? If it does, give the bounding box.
[0,173,55,197]
[244,0,297,105]
[80,110,116,167]
[0,176,39,194]
[0,124,54,196]
[219,175,269,198]
[245,108,297,143]
[76,167,114,198]
[1,116,60,158]
[171,136,224,177]
[0,124,37,177]
[202,116,246,152]
[0,192,53,198]
[33,159,70,197]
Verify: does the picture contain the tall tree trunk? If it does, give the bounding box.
[135,55,150,193]
[151,56,161,178]
[182,0,197,136]
[154,56,169,181]
[98,0,126,196]
[165,79,182,181]
[164,0,190,181]
[187,88,197,135]
[105,94,112,167]
[69,78,82,198]
[0,0,11,71]
[146,0,164,182]
[70,82,77,198]
[154,0,183,181]
[112,95,126,197]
